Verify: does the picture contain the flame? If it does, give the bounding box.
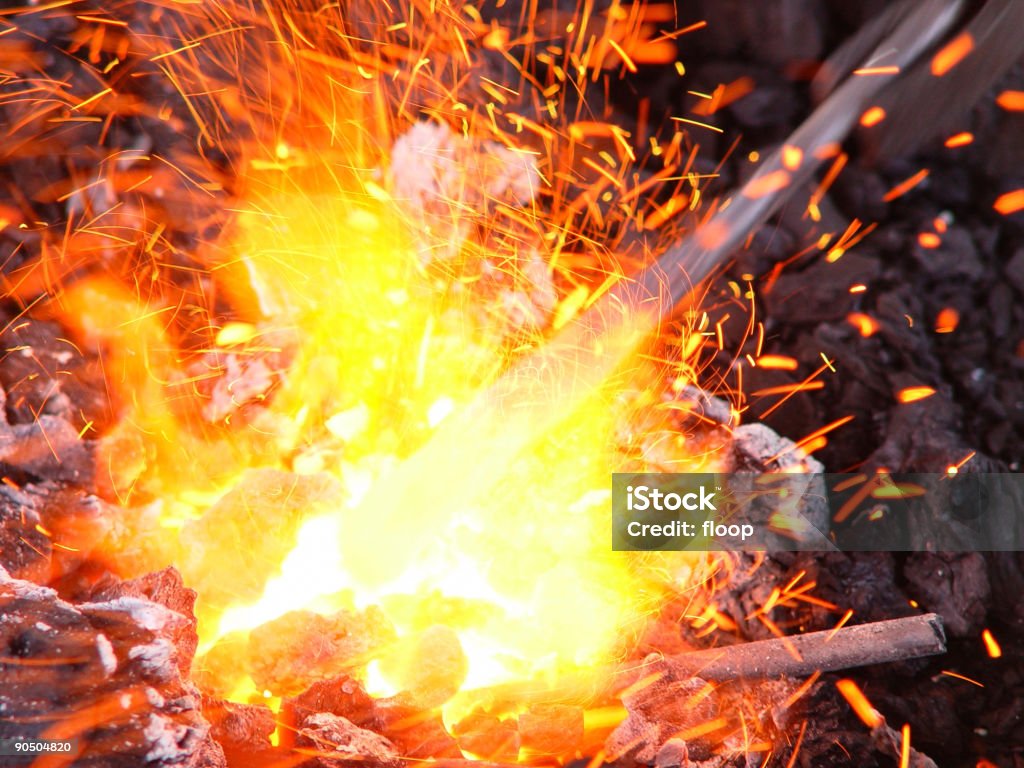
[2,0,735,729]
[5,0,751,753]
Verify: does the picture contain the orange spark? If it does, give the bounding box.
[859,106,885,127]
[872,481,927,499]
[769,415,854,464]
[931,32,973,76]
[882,169,929,202]
[918,232,941,249]
[853,65,900,76]
[995,90,1024,111]
[940,670,984,687]
[607,39,637,73]
[947,451,976,476]
[670,116,724,133]
[982,629,1002,659]
[691,77,755,117]
[935,307,959,333]
[751,381,825,397]
[994,189,1024,215]
[836,679,883,729]
[897,386,936,404]
[899,723,911,768]
[847,312,879,337]
[755,354,798,371]
[644,194,687,230]
[944,131,974,148]
[809,152,847,217]
[782,144,803,171]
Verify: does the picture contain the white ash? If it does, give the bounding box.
[79,596,182,632]
[385,121,555,335]
[96,633,118,675]
[142,713,191,763]
[299,712,402,768]
[675,385,735,427]
[129,638,177,676]
[731,421,823,473]
[3,569,59,602]
[387,121,538,237]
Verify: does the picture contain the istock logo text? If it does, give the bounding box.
[625,485,717,512]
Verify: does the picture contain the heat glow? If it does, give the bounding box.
[28,0,728,730]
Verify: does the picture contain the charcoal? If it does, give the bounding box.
[606,676,716,766]
[0,566,223,767]
[518,703,583,756]
[286,675,381,727]
[674,386,734,427]
[364,694,462,759]
[204,699,276,760]
[376,624,467,707]
[295,713,401,768]
[761,252,882,325]
[0,314,109,430]
[0,479,119,590]
[653,739,690,768]
[694,0,826,66]
[910,227,985,281]
[0,483,52,582]
[1005,246,1024,295]
[903,553,991,638]
[89,568,199,674]
[286,675,460,760]
[247,608,395,696]
[452,710,520,761]
[186,327,296,424]
[0,413,94,483]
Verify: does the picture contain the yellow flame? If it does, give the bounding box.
[42,0,728,738]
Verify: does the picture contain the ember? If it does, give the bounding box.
[1,0,1023,767]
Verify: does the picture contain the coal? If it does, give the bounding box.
[296,713,402,768]
[903,553,991,638]
[451,711,520,761]
[246,608,396,697]
[0,565,224,767]
[517,704,584,756]
[204,699,276,762]
[1,1,1023,766]
[606,677,717,766]
[284,675,462,760]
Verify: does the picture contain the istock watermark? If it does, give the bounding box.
[624,484,717,512]
[612,472,1024,552]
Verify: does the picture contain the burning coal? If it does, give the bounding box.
[2,0,1017,765]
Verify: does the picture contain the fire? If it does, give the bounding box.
[18,0,733,734]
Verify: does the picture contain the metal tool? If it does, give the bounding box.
[340,0,1003,581]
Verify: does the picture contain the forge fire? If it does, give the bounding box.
[1,0,1024,766]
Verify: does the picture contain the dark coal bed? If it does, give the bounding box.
[651,2,1024,765]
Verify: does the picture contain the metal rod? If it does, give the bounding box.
[338,1,964,583]
[458,614,947,708]
[658,612,946,682]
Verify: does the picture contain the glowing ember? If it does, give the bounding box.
[994,189,1024,216]
[981,628,1002,659]
[836,679,882,729]
[897,386,936,404]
